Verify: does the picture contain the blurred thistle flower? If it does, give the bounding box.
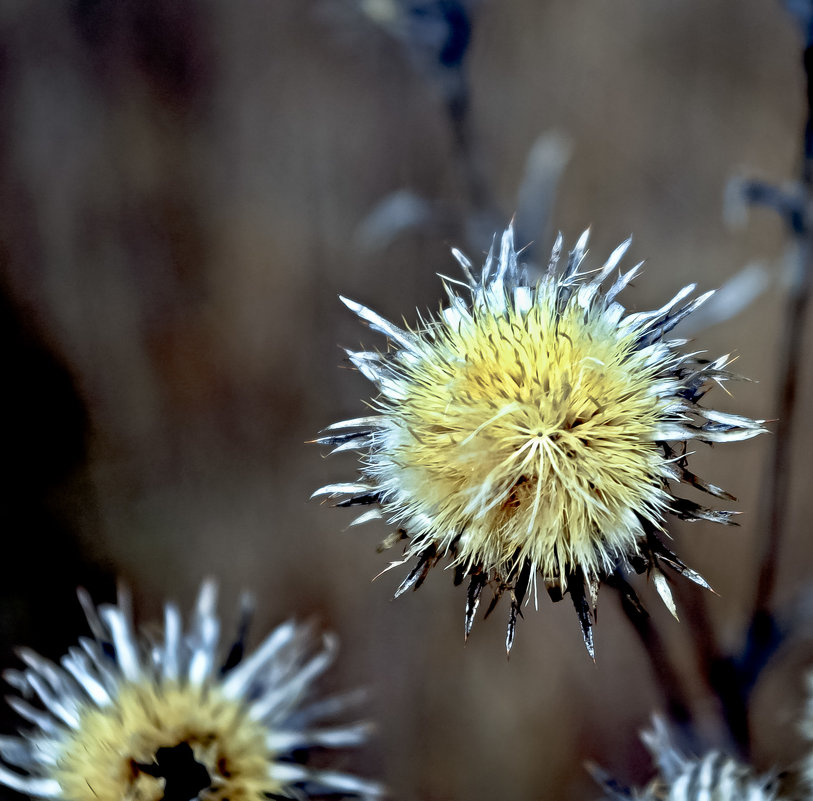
[592,717,783,800]
[0,582,381,800]
[799,669,813,794]
[314,225,765,655]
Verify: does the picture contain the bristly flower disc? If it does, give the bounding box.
[314,225,765,656]
[0,582,382,800]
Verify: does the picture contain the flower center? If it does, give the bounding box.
[135,742,211,801]
[53,682,278,801]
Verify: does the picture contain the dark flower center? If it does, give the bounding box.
[135,742,211,800]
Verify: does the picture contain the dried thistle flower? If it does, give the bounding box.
[0,582,381,800]
[314,225,765,655]
[592,717,783,800]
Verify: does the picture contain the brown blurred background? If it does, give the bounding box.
[0,1,809,799]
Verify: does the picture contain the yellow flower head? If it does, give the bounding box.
[315,226,765,655]
[0,582,381,800]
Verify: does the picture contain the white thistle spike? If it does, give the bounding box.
[349,509,384,527]
[311,483,374,499]
[320,416,383,432]
[340,295,416,351]
[652,571,679,620]
[598,236,632,279]
[451,247,476,285]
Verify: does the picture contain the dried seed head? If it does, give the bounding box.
[315,225,765,654]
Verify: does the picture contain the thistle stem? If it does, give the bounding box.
[749,32,813,666]
[669,580,750,757]
[614,583,693,730]
[753,240,812,609]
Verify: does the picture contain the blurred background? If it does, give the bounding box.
[0,1,809,798]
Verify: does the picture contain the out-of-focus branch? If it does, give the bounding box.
[348,1,573,256]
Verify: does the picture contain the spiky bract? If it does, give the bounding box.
[315,226,764,654]
[0,582,381,800]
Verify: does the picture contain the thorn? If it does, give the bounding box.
[568,574,595,661]
[505,598,519,655]
[464,573,486,640]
